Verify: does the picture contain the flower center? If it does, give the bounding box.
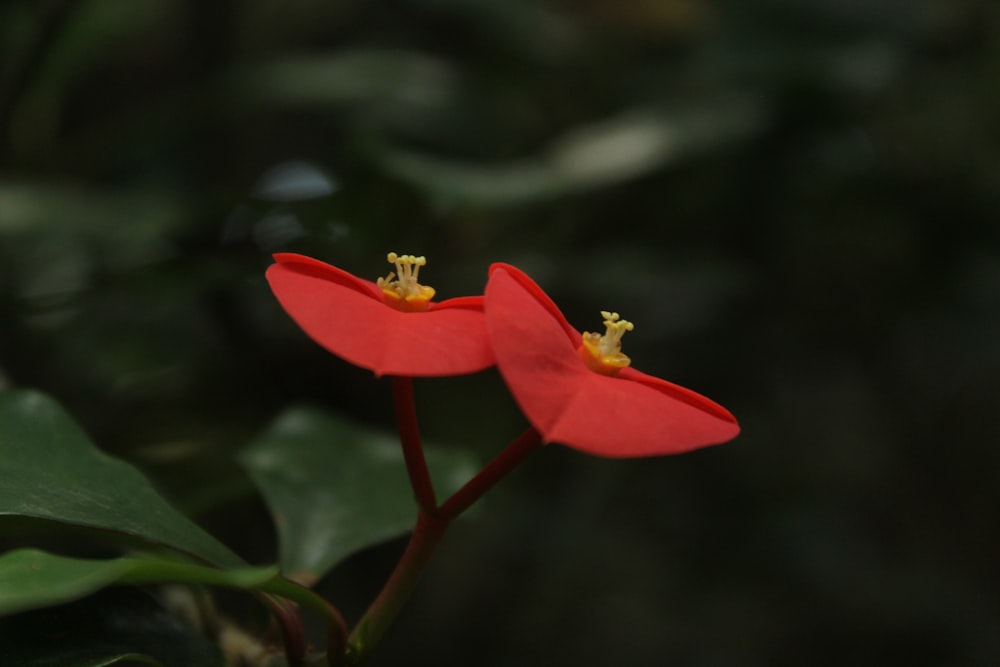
[376,252,436,312]
[579,311,634,375]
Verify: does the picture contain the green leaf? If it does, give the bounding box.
[371,102,767,208]
[234,50,459,111]
[0,548,279,617]
[0,585,223,667]
[0,548,346,653]
[0,390,243,568]
[239,407,479,585]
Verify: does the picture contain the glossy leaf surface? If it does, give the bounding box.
[240,407,479,585]
[0,548,279,617]
[0,390,243,567]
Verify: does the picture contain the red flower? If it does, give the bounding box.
[484,263,739,457]
[266,252,494,377]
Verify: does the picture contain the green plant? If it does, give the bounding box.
[0,251,738,666]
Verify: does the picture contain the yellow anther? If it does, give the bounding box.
[377,251,436,312]
[579,311,635,375]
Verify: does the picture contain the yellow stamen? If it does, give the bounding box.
[376,252,436,312]
[579,311,634,375]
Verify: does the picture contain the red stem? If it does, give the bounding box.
[344,428,543,663]
[438,426,543,519]
[347,511,449,664]
[390,376,438,515]
[323,598,348,666]
[259,593,307,665]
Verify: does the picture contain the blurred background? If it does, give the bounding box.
[1,1,998,665]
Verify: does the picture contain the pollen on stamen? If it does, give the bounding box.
[376,251,436,312]
[578,310,635,375]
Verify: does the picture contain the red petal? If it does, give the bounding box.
[267,254,494,377]
[545,369,740,457]
[485,265,587,426]
[485,264,739,457]
[488,263,580,345]
[272,253,383,299]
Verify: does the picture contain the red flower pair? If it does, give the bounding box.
[266,252,739,457]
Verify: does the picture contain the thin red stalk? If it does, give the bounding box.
[344,428,542,663]
[390,376,438,515]
[438,426,543,519]
[255,576,348,666]
[259,593,307,665]
[321,597,348,667]
[347,510,449,665]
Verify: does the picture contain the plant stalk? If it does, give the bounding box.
[346,510,449,665]
[390,376,438,515]
[259,594,307,666]
[438,427,542,519]
[257,577,348,666]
